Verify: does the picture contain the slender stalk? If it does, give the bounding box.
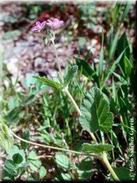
[51,32,63,82]
[10,130,96,157]
[101,152,120,181]
[64,87,81,116]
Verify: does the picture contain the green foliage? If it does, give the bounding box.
[4,146,47,179]
[82,143,113,153]
[76,157,93,179]
[35,76,63,90]
[80,87,113,133]
[112,167,131,180]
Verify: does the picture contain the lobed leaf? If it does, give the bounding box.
[80,87,113,133]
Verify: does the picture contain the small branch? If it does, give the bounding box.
[10,130,97,157]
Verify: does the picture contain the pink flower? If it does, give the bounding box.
[31,21,46,32]
[46,18,64,30]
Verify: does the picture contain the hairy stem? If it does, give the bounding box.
[101,152,119,181]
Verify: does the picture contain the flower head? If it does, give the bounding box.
[31,21,46,32]
[46,18,64,30]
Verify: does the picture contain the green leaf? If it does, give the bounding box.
[117,33,131,60]
[39,166,47,178]
[116,33,131,76]
[77,157,92,171]
[124,56,133,77]
[109,30,120,60]
[7,145,20,158]
[112,167,131,180]
[82,143,113,153]
[76,58,97,79]
[80,87,113,133]
[12,153,23,164]
[30,160,41,172]
[76,157,93,179]
[104,49,126,85]
[55,153,72,169]
[28,150,42,171]
[28,151,38,160]
[35,76,62,90]
[64,65,78,86]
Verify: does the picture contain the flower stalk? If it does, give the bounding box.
[51,33,63,82]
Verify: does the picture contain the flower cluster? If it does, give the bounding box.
[32,18,64,32]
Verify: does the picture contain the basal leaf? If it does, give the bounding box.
[82,143,113,153]
[80,87,113,132]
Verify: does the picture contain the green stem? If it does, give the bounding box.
[64,87,81,116]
